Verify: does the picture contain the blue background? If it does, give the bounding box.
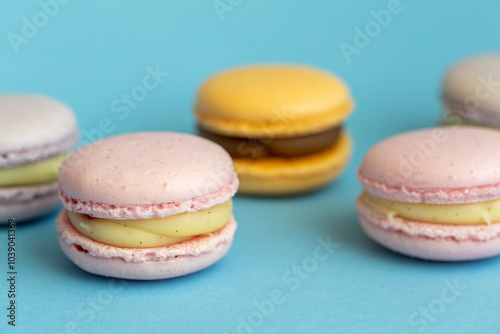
[1,1,500,333]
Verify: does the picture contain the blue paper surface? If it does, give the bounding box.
[1,1,500,333]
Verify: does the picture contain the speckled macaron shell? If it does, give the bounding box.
[195,65,353,137]
[0,94,78,167]
[358,126,500,204]
[59,132,239,219]
[442,54,500,126]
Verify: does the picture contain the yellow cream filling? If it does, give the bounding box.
[0,153,68,187]
[362,192,500,225]
[67,199,233,248]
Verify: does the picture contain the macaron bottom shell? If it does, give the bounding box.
[235,130,351,195]
[357,198,500,261]
[56,210,237,280]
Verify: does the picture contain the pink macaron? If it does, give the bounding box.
[357,126,500,261]
[442,54,500,127]
[0,95,78,223]
[56,132,239,280]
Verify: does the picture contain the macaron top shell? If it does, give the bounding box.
[443,54,500,125]
[0,95,78,166]
[358,126,500,204]
[195,65,353,137]
[59,132,238,219]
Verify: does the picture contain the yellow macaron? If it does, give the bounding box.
[194,64,354,195]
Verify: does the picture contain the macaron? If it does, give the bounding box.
[357,126,500,261]
[194,65,353,195]
[0,95,78,223]
[442,54,500,127]
[56,132,239,280]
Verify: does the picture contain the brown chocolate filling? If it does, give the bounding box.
[198,125,341,159]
